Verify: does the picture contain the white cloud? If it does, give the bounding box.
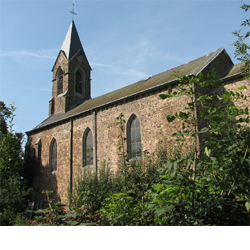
[0,49,58,69]
[1,86,51,92]
[0,50,55,59]
[88,38,189,83]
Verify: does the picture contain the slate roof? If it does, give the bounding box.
[225,62,244,78]
[52,21,91,71]
[27,47,242,134]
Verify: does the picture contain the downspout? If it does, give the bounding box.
[69,118,73,193]
[93,110,97,172]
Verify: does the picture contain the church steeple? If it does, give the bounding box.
[49,21,92,116]
[60,21,91,69]
[61,21,82,60]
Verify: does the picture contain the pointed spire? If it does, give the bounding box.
[60,21,84,60]
[52,21,91,72]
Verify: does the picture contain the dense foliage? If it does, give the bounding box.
[68,161,124,215]
[232,4,250,78]
[0,102,33,225]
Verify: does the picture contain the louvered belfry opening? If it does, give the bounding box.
[57,68,63,95]
[85,129,93,166]
[75,69,82,94]
[130,116,142,158]
[51,139,57,172]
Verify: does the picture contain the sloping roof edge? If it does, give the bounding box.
[194,47,224,75]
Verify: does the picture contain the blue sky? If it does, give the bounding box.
[0,0,249,141]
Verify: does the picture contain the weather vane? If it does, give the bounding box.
[69,1,77,21]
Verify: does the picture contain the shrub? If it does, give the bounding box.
[14,213,29,226]
[0,174,32,214]
[0,208,16,226]
[69,161,124,215]
[100,152,161,226]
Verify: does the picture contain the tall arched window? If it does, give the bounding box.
[57,68,63,95]
[82,128,93,166]
[127,115,142,159]
[49,138,57,172]
[75,69,83,94]
[35,138,41,162]
[38,140,41,161]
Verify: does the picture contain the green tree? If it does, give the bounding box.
[0,103,23,180]
[232,4,250,78]
[0,101,12,134]
[0,102,32,215]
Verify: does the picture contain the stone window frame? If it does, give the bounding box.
[56,67,64,96]
[82,128,93,167]
[126,114,142,159]
[49,137,57,173]
[26,139,36,159]
[35,138,41,161]
[74,67,85,97]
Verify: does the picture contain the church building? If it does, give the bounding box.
[26,21,249,205]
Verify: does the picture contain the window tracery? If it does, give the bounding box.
[127,115,142,159]
[83,128,93,166]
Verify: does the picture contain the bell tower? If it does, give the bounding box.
[49,21,92,116]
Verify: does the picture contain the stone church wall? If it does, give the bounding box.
[29,76,249,205]
[29,83,193,204]
[30,122,71,204]
[94,89,191,169]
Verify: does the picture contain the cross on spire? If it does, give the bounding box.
[69,1,77,21]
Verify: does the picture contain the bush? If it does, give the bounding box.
[69,161,124,215]
[0,208,16,226]
[14,213,29,226]
[0,174,32,214]
[100,154,160,226]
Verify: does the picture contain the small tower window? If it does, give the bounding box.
[57,68,63,95]
[75,69,82,94]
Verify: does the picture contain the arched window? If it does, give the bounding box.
[82,128,93,166]
[57,68,63,95]
[38,141,41,161]
[75,69,83,94]
[35,138,41,161]
[127,115,142,159]
[49,138,57,172]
